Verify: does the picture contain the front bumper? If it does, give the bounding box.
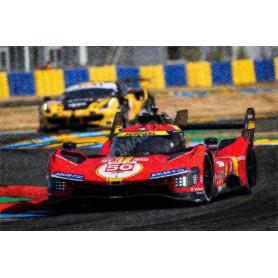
[48,182,206,203]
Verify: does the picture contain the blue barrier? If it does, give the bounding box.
[8,72,35,96]
[117,66,140,88]
[212,62,232,85]
[254,60,275,82]
[3,58,278,100]
[164,64,186,87]
[64,68,89,88]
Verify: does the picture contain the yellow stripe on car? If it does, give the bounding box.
[231,156,239,176]
[117,131,169,137]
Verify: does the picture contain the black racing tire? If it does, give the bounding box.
[38,122,59,134]
[202,153,214,202]
[38,121,49,133]
[242,147,256,194]
[38,122,53,134]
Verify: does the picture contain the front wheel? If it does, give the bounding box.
[202,153,214,202]
[38,119,49,133]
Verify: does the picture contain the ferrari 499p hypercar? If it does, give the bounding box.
[47,107,256,203]
[39,81,155,132]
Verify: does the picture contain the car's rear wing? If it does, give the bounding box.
[109,108,256,144]
[241,108,256,144]
[175,108,256,144]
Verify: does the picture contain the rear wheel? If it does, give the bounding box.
[203,153,214,202]
[243,147,256,193]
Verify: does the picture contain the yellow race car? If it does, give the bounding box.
[39,81,155,132]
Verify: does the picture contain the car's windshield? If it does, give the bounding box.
[110,133,186,157]
[61,88,115,101]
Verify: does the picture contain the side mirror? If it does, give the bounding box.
[175,109,188,127]
[204,137,218,146]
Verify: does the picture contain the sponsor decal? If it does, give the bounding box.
[101,157,149,163]
[51,172,84,181]
[136,127,147,131]
[150,168,187,179]
[237,156,246,161]
[67,102,87,108]
[190,187,203,192]
[133,157,149,162]
[216,160,225,168]
[117,131,168,137]
[215,171,225,186]
[97,162,143,179]
[247,121,255,129]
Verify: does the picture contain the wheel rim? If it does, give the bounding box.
[203,154,214,201]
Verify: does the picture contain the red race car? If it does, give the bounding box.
[47,107,256,203]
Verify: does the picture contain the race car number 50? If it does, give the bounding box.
[97,162,143,179]
[105,163,134,172]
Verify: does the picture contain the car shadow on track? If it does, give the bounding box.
[0,185,250,218]
[47,197,198,215]
[46,189,248,216]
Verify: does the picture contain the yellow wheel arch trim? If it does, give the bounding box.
[230,156,239,176]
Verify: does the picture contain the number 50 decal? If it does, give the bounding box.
[97,162,143,179]
[105,163,135,172]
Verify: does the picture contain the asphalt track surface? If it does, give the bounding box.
[0,118,277,230]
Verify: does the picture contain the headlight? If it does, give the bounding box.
[48,177,66,192]
[175,168,200,188]
[101,98,114,109]
[43,103,50,112]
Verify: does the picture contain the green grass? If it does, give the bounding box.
[0,196,32,204]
